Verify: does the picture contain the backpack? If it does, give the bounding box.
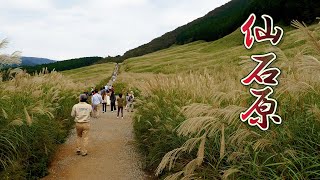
[128,95,133,102]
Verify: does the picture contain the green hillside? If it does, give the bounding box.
[23,56,103,74]
[100,0,320,64]
[117,22,320,179]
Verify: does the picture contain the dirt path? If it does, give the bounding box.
[43,106,148,180]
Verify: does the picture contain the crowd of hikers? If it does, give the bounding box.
[88,85,135,118]
[71,83,135,156]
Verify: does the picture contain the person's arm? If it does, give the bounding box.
[71,105,76,117]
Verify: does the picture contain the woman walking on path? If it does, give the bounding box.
[106,90,111,106]
[110,91,116,112]
[101,91,107,113]
[117,93,124,119]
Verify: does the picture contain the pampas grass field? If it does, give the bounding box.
[0,40,115,178]
[120,22,320,179]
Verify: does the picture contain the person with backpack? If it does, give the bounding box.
[117,93,125,119]
[110,91,116,112]
[127,91,134,112]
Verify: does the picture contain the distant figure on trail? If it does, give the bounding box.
[71,94,92,156]
[91,90,102,118]
[110,91,117,112]
[117,93,124,119]
[101,90,107,113]
[127,91,135,112]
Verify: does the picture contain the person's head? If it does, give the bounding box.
[79,94,88,102]
[126,93,128,96]
[95,89,98,93]
[119,93,123,98]
[103,87,105,90]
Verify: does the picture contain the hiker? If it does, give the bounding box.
[101,90,107,113]
[110,91,116,112]
[125,93,129,110]
[106,90,111,106]
[91,89,102,118]
[117,93,124,119]
[100,87,106,95]
[127,91,135,112]
[71,94,92,156]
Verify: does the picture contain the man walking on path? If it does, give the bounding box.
[71,94,92,156]
[92,90,102,118]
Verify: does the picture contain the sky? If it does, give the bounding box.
[0,0,230,60]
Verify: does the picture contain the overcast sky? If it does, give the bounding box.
[0,0,230,60]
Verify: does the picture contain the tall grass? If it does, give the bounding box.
[0,69,80,179]
[133,22,320,179]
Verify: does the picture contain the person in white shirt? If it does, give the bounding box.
[71,94,92,156]
[91,90,102,118]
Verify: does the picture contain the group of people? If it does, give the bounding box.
[71,85,135,156]
[90,86,135,118]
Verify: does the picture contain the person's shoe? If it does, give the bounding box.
[131,111,134,112]
[117,116,119,118]
[122,117,124,119]
[81,152,87,156]
[76,149,81,155]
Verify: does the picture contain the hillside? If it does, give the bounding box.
[117,22,320,179]
[23,56,103,74]
[20,57,56,66]
[99,0,320,63]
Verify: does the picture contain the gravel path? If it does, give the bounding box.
[43,110,149,180]
[43,64,151,180]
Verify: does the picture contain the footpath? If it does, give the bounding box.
[43,64,149,180]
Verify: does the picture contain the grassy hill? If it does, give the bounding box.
[61,62,116,87]
[116,23,320,179]
[100,0,320,64]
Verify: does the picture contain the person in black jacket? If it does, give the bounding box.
[110,91,117,112]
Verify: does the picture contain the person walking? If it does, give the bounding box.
[91,90,102,118]
[101,91,107,113]
[106,90,111,106]
[127,91,135,112]
[125,93,129,110]
[71,94,92,156]
[117,93,124,119]
[110,91,116,112]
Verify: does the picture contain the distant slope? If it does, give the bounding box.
[100,0,320,63]
[122,24,315,74]
[21,57,56,66]
[23,56,103,74]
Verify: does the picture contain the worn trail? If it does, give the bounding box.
[43,110,147,180]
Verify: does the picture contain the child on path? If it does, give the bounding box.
[117,93,124,119]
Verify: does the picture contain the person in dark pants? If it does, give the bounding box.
[110,91,116,112]
[117,93,124,119]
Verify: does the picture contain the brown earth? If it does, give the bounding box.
[43,108,151,180]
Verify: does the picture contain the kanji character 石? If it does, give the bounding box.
[241,52,281,86]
